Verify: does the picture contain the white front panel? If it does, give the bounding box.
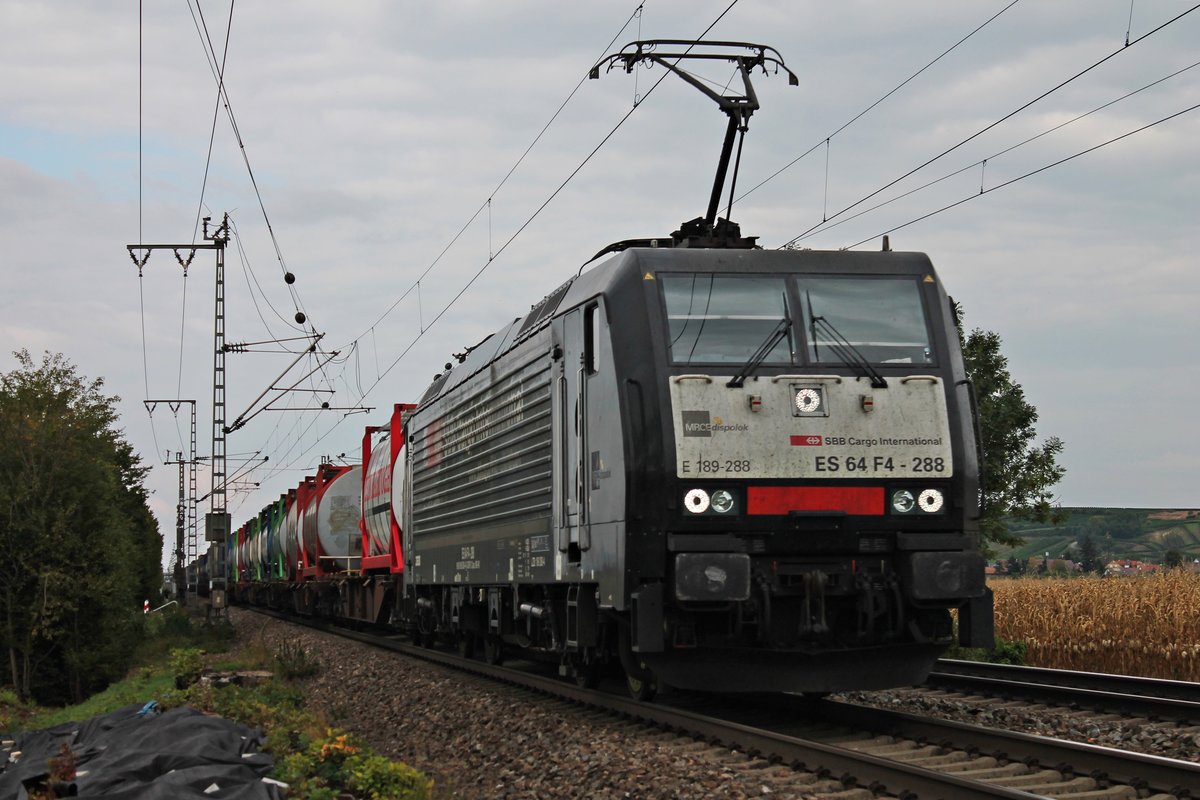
[670,375,952,480]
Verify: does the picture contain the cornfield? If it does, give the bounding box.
[992,571,1200,680]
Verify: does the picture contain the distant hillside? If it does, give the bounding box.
[993,508,1200,565]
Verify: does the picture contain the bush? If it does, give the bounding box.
[274,640,321,679]
[162,676,431,799]
[169,647,205,689]
[273,729,431,800]
[1,687,31,732]
[987,638,1027,665]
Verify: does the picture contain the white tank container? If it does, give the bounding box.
[282,490,302,574]
[301,465,362,567]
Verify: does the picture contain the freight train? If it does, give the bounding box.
[219,218,993,699]
[212,39,992,698]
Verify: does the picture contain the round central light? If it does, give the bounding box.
[918,489,945,513]
[891,489,915,514]
[795,388,821,413]
[711,489,735,514]
[684,489,710,513]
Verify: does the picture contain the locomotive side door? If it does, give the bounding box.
[555,305,589,560]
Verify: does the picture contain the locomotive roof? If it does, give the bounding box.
[417,245,939,408]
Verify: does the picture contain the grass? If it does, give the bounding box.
[2,606,432,799]
[17,670,177,730]
[2,607,240,733]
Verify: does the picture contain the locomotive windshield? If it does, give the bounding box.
[662,274,792,365]
[799,277,933,365]
[660,273,934,366]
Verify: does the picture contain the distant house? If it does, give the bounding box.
[1103,559,1162,576]
[1025,556,1079,573]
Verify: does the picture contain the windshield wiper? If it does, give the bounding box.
[727,315,791,388]
[810,315,888,389]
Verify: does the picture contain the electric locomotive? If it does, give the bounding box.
[400,220,992,697]
[395,40,990,696]
[218,40,992,698]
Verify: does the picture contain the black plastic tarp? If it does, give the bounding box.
[1,703,282,799]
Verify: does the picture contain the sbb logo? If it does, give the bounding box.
[790,435,822,446]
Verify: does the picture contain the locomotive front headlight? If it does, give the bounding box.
[790,384,828,417]
[710,489,735,514]
[684,488,711,514]
[918,488,945,513]
[891,489,916,514]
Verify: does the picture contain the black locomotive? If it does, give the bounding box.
[401,220,992,697]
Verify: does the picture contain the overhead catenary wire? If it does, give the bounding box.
[735,0,1022,205]
[781,1,1200,248]
[250,0,665,478]
[788,58,1200,244]
[356,1,745,401]
[187,0,311,342]
[229,217,304,338]
[188,0,233,248]
[263,1,744,480]
[136,0,166,465]
[348,1,651,346]
[843,101,1200,250]
[199,1,719,492]
[147,1,1180,520]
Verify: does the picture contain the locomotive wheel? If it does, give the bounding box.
[483,635,504,665]
[625,672,657,702]
[617,626,657,701]
[457,631,476,660]
[573,659,600,689]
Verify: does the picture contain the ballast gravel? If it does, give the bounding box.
[841,686,1200,764]
[231,609,813,799]
[228,610,1198,799]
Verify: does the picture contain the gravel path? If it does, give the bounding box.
[229,609,1199,799]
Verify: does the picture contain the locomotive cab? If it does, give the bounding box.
[608,246,991,692]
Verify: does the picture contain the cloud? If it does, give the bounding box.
[3,1,1198,568]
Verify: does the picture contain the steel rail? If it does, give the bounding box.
[244,608,1040,799]
[813,699,1200,798]
[930,659,1200,723]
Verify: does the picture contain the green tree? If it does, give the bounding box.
[1163,549,1184,569]
[0,350,162,702]
[1076,533,1102,574]
[956,306,1066,550]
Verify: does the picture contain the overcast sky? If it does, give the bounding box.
[3,1,1197,567]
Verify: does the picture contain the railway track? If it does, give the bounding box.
[241,608,1200,799]
[924,659,1200,724]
